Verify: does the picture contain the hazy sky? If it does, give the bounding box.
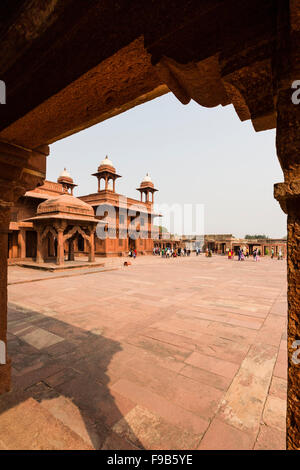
[49,92,286,239]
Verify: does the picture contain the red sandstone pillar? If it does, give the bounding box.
[18,228,26,259]
[89,231,95,262]
[68,238,75,261]
[56,229,65,265]
[0,203,12,393]
[274,87,300,450]
[36,229,43,263]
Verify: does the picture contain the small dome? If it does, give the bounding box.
[57,168,74,184]
[37,194,94,218]
[140,172,154,188]
[59,168,71,178]
[97,155,116,173]
[101,155,113,167]
[142,173,152,183]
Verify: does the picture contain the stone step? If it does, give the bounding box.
[0,397,93,450]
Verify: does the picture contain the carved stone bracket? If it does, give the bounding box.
[0,141,48,204]
[274,181,300,216]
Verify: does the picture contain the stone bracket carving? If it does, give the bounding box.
[154,54,276,132]
[0,141,48,203]
[274,181,300,215]
[155,54,230,108]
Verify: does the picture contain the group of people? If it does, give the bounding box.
[152,247,192,258]
[227,246,284,261]
[271,247,283,260]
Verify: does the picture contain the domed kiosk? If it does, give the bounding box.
[57,168,77,195]
[27,193,100,265]
[92,155,121,192]
[137,173,158,203]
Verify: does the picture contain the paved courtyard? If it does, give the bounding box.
[0,255,287,450]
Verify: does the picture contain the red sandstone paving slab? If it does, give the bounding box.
[111,374,222,423]
[239,343,278,381]
[198,418,256,450]
[135,328,196,352]
[101,431,140,450]
[255,315,286,347]
[53,374,135,429]
[263,396,286,431]
[270,300,287,316]
[0,397,92,450]
[153,314,258,347]
[45,367,83,388]
[273,356,288,380]
[217,370,271,434]
[269,376,287,400]
[126,334,191,362]
[187,301,270,319]
[217,343,279,434]
[179,364,232,391]
[176,308,263,330]
[140,326,251,365]
[279,339,287,351]
[110,379,209,436]
[115,345,185,374]
[205,321,258,344]
[112,405,201,450]
[185,352,240,379]
[12,363,66,390]
[254,424,286,450]
[110,356,186,402]
[40,394,108,449]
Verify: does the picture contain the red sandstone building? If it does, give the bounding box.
[202,234,287,257]
[8,156,160,264]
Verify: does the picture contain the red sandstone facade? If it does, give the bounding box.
[7,157,159,263]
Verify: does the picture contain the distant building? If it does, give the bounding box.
[202,234,287,257]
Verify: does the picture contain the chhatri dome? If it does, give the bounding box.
[97,155,116,173]
[137,172,158,203]
[57,168,74,184]
[140,172,154,188]
[57,168,77,194]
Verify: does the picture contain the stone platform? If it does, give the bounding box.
[15,259,105,272]
[1,255,287,450]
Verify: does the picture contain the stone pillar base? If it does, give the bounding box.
[0,359,11,394]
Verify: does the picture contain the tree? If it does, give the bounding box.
[244,234,269,240]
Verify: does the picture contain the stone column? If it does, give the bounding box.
[18,228,26,259]
[36,228,44,263]
[56,229,65,265]
[89,229,95,262]
[0,141,48,395]
[0,202,12,393]
[68,238,75,261]
[274,84,300,449]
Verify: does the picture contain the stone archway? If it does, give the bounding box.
[0,0,299,448]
